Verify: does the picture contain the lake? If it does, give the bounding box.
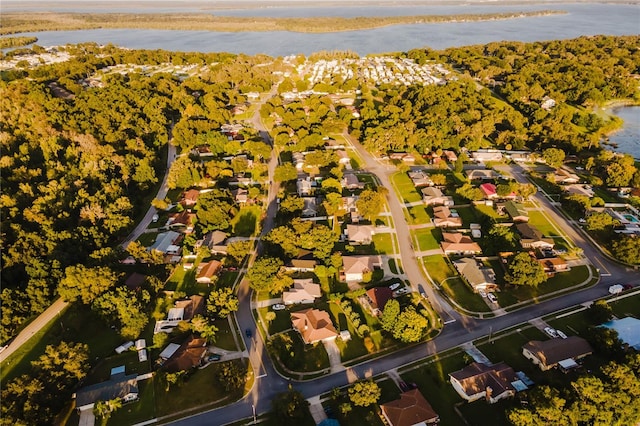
[608,106,640,160]
[10,3,640,56]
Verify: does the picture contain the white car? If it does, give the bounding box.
[487,293,498,304]
[556,330,568,339]
[393,287,410,297]
[609,284,623,295]
[544,327,559,338]
[271,304,286,311]
[389,283,401,291]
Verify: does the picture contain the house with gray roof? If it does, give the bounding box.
[75,369,138,412]
[453,258,497,293]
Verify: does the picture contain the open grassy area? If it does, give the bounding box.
[474,204,505,220]
[454,206,477,226]
[415,228,442,251]
[505,265,591,303]
[407,204,431,224]
[399,352,468,426]
[441,277,491,313]
[268,330,329,373]
[212,316,239,351]
[232,205,262,237]
[423,255,456,284]
[108,378,157,425]
[258,307,292,335]
[136,231,158,247]
[217,271,240,289]
[527,210,564,238]
[391,172,422,204]
[372,233,394,254]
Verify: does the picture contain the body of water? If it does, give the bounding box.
[608,106,640,159]
[11,4,640,56]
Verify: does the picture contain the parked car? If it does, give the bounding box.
[393,287,410,297]
[207,354,221,362]
[245,329,252,338]
[556,330,568,339]
[609,284,624,295]
[544,327,559,338]
[487,293,498,304]
[271,304,286,311]
[622,284,634,290]
[389,283,401,291]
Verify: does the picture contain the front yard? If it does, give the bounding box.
[391,172,422,204]
[267,330,330,373]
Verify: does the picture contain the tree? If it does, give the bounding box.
[496,181,518,197]
[585,211,615,232]
[206,287,239,319]
[587,300,613,324]
[163,371,187,391]
[456,183,484,201]
[216,360,246,392]
[430,174,448,186]
[92,287,149,339]
[348,380,381,407]
[265,311,276,323]
[279,195,304,215]
[505,252,547,286]
[356,189,384,222]
[272,385,310,422]
[588,327,625,358]
[247,256,284,292]
[380,299,400,332]
[58,265,120,304]
[274,163,298,182]
[31,341,90,389]
[392,306,429,343]
[610,235,640,265]
[190,314,218,343]
[94,398,122,423]
[517,183,537,200]
[542,148,565,168]
[226,240,253,264]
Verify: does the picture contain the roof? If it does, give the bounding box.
[342,255,381,275]
[466,169,498,180]
[159,343,181,359]
[149,231,181,253]
[366,287,393,312]
[515,223,544,240]
[347,224,374,242]
[181,189,200,205]
[169,210,196,227]
[201,231,228,248]
[380,389,439,426]
[421,187,443,198]
[523,336,593,367]
[76,374,138,408]
[454,258,495,288]
[449,362,517,398]
[504,201,528,220]
[283,279,322,304]
[197,260,222,280]
[480,183,497,197]
[601,317,640,350]
[174,295,205,321]
[125,273,147,290]
[164,336,207,372]
[291,308,338,344]
[441,233,481,253]
[433,206,453,219]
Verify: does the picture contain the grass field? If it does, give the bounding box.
[527,210,564,238]
[415,228,442,251]
[505,265,591,303]
[391,172,422,204]
[407,204,432,224]
[372,233,395,254]
[423,255,456,284]
[232,205,262,237]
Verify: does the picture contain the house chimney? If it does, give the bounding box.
[485,386,493,403]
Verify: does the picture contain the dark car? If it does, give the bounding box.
[207,354,221,362]
[622,284,634,290]
[245,328,252,338]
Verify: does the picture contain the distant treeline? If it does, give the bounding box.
[0,36,38,48]
[0,10,565,35]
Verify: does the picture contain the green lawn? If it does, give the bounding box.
[322,378,400,426]
[610,293,640,317]
[391,172,422,204]
[399,352,469,426]
[108,378,157,425]
[527,210,563,237]
[474,204,504,220]
[268,330,329,373]
[407,205,431,224]
[217,271,239,289]
[232,205,262,237]
[83,351,151,386]
[259,307,292,335]
[453,206,477,226]
[136,231,158,247]
[440,277,491,313]
[505,265,591,303]
[372,233,394,254]
[388,258,398,274]
[415,228,442,251]
[423,255,456,284]
[212,316,239,351]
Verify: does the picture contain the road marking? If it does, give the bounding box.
[443,319,456,324]
[257,373,268,378]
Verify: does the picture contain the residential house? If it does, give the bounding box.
[433,206,463,228]
[166,210,196,233]
[232,187,249,204]
[292,152,305,171]
[283,278,322,305]
[538,257,569,276]
[422,187,452,206]
[346,224,375,245]
[563,184,594,198]
[380,389,440,426]
[174,295,205,321]
[449,362,518,404]
[465,169,499,181]
[389,152,409,161]
[440,233,482,255]
[541,97,556,111]
[180,189,200,207]
[285,249,318,272]
[453,258,497,293]
[197,230,228,254]
[554,168,580,184]
[471,151,503,163]
[75,367,138,412]
[343,174,364,190]
[124,273,146,291]
[149,231,182,255]
[515,223,554,250]
[402,154,416,163]
[504,201,529,223]
[522,336,593,371]
[362,287,393,316]
[408,170,434,187]
[301,197,318,217]
[480,183,498,200]
[443,150,458,162]
[297,178,313,196]
[507,152,532,163]
[196,260,222,284]
[291,308,338,344]
[342,255,382,282]
[163,336,208,373]
[336,150,351,166]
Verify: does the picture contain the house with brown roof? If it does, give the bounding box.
[174,295,205,321]
[197,230,228,254]
[343,174,365,190]
[538,257,569,276]
[465,169,499,181]
[380,389,440,426]
[196,260,222,284]
[515,223,554,250]
[433,206,463,228]
[291,308,338,344]
[284,249,317,272]
[422,187,452,206]
[408,170,434,187]
[163,336,208,373]
[443,150,458,163]
[361,287,393,316]
[440,233,482,255]
[346,224,375,245]
[453,258,497,293]
[283,279,322,305]
[180,189,200,207]
[522,336,593,371]
[449,362,518,404]
[553,168,580,184]
[342,255,382,282]
[167,210,197,233]
[471,151,503,163]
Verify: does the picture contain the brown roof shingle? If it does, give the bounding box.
[381,389,439,426]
